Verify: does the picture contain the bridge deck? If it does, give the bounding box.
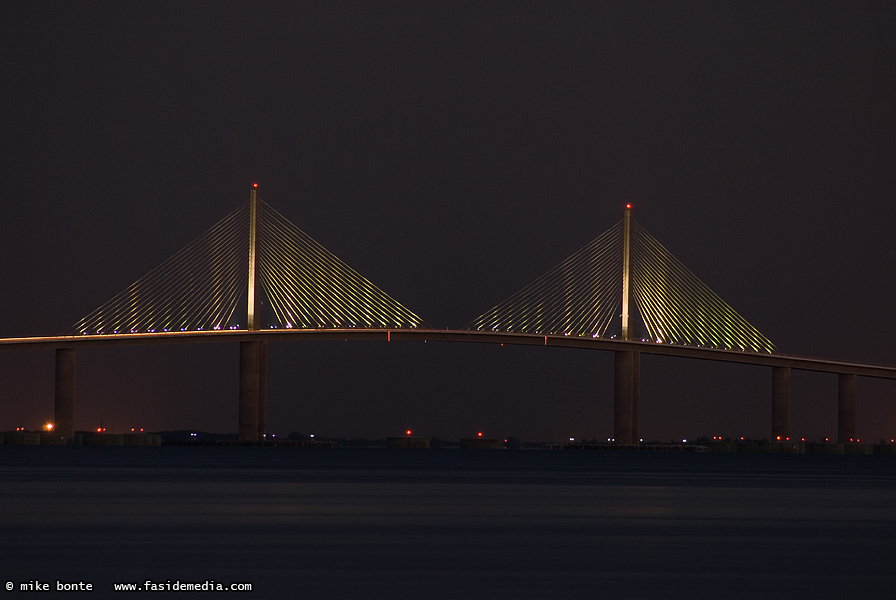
[2,329,896,380]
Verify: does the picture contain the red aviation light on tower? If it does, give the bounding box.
[625,203,632,210]
[252,182,258,188]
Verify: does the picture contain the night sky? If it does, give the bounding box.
[2,1,895,442]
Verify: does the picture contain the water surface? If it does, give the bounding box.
[1,447,894,597]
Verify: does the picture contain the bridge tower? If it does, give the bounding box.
[621,203,632,341]
[614,204,640,445]
[239,183,267,442]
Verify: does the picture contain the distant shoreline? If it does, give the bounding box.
[2,430,895,455]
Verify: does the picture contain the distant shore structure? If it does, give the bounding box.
[0,431,161,446]
[386,435,430,449]
[460,434,500,450]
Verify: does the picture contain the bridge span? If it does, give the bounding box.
[4,328,896,378]
[3,329,894,445]
[5,187,895,445]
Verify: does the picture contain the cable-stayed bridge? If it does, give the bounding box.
[3,186,894,444]
[68,189,424,335]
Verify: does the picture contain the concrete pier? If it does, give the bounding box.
[54,348,75,442]
[257,340,267,440]
[614,350,639,445]
[772,366,791,440]
[632,351,640,444]
[239,340,266,442]
[838,373,856,443]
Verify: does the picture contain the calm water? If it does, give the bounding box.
[1,447,894,598]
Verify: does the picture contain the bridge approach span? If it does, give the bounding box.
[3,330,893,444]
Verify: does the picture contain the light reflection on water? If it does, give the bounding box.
[1,447,894,597]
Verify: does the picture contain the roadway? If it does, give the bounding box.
[3,329,896,380]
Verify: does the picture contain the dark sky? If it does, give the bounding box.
[2,1,895,442]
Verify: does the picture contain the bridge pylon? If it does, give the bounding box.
[240,184,266,442]
[247,183,260,332]
[617,204,640,445]
[621,204,632,341]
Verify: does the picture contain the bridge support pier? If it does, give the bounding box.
[257,341,267,440]
[239,340,267,442]
[54,348,75,442]
[838,373,856,443]
[632,351,640,444]
[614,350,639,445]
[772,366,791,441]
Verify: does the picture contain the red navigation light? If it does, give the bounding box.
[477,432,483,437]
[626,203,632,209]
[96,428,102,433]
[776,435,781,441]
[406,429,412,436]
[252,182,258,188]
